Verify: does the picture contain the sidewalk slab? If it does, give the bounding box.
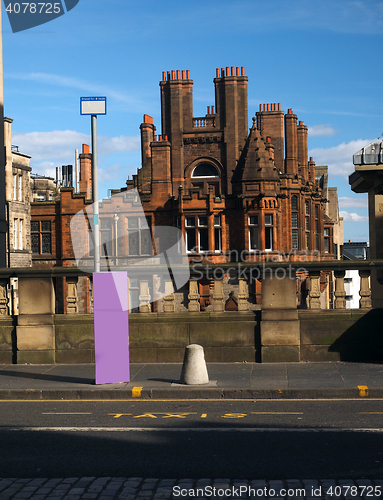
[0,362,383,400]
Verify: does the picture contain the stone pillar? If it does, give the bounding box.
[66,276,78,314]
[334,270,346,309]
[16,277,55,363]
[237,278,249,312]
[139,281,151,313]
[212,279,224,312]
[0,279,9,315]
[163,280,175,313]
[260,271,300,362]
[188,280,200,312]
[359,270,372,309]
[308,271,321,310]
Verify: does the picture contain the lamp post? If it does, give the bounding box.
[0,6,7,268]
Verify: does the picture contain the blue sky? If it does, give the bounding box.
[2,0,382,242]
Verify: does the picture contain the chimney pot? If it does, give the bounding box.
[241,66,245,76]
[207,106,211,115]
[216,68,220,78]
[221,68,225,77]
[186,70,190,79]
[278,103,281,111]
[212,105,215,114]
[162,71,166,81]
[82,144,89,154]
[182,70,185,79]
[267,103,270,111]
[226,66,230,76]
[236,67,240,76]
[171,70,175,80]
[231,66,235,76]
[176,70,181,79]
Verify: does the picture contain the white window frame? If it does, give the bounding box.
[13,219,17,250]
[13,174,17,201]
[264,214,273,252]
[18,175,22,201]
[19,219,23,250]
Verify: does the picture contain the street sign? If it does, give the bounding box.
[80,97,107,115]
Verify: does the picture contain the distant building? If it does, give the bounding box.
[4,117,32,267]
[28,67,344,311]
[341,241,369,309]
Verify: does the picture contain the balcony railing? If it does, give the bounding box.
[192,116,216,128]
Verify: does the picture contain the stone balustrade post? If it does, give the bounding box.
[237,278,249,312]
[212,279,225,312]
[0,279,9,315]
[66,276,78,314]
[188,280,200,312]
[359,270,372,309]
[260,269,300,362]
[163,280,176,312]
[139,280,151,313]
[334,270,346,309]
[308,271,321,310]
[17,277,55,363]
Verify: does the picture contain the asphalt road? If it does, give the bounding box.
[1,398,383,479]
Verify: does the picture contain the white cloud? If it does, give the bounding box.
[339,211,368,222]
[338,197,368,209]
[8,72,138,106]
[12,130,140,178]
[309,138,376,177]
[308,124,336,137]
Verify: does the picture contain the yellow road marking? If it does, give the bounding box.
[358,385,369,397]
[2,398,383,402]
[108,413,132,419]
[132,387,143,398]
[359,412,383,414]
[201,414,207,418]
[222,413,247,418]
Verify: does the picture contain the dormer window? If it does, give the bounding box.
[192,163,219,178]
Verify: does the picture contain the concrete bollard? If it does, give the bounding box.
[180,344,209,385]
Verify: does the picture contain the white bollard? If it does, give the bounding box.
[180,344,209,385]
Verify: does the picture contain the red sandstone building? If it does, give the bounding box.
[31,67,342,310]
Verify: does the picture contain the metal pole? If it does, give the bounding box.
[0,6,7,268]
[91,114,100,273]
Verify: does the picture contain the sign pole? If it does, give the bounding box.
[91,114,100,273]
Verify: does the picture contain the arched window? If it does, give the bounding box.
[192,163,219,178]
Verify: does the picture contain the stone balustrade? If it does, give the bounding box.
[0,260,380,317]
[0,260,382,364]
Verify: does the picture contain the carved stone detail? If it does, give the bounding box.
[66,277,78,314]
[334,270,346,309]
[188,280,200,312]
[212,279,225,312]
[139,281,151,313]
[359,270,372,309]
[238,278,249,312]
[163,280,175,313]
[308,271,321,310]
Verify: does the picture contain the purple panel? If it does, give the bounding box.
[93,272,130,384]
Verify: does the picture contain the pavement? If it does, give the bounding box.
[1,477,383,500]
[1,361,383,400]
